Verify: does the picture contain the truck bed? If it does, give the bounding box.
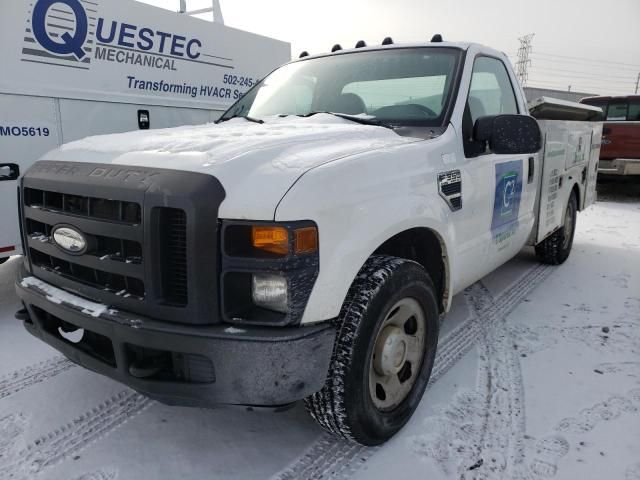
[529,98,603,243]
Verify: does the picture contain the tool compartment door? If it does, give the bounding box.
[0,94,60,257]
[584,123,602,208]
[536,121,570,243]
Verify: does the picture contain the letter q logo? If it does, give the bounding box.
[32,0,89,59]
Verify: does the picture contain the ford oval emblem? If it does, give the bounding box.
[52,226,87,254]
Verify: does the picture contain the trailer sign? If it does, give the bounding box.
[29,0,91,61]
[4,0,290,110]
[25,0,219,73]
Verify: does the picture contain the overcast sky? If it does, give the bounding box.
[137,0,640,96]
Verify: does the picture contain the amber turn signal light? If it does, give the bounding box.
[294,227,318,255]
[252,226,289,255]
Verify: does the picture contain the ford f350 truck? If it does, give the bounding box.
[15,38,602,446]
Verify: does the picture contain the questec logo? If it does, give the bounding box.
[21,0,234,73]
[22,0,95,69]
[20,0,244,102]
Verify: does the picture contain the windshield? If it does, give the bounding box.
[220,48,462,127]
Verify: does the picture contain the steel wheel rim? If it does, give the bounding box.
[563,202,574,249]
[369,297,426,411]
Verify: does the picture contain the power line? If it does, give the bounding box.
[509,52,640,72]
[515,33,534,87]
[529,57,640,74]
[528,66,637,82]
[527,79,630,95]
[527,75,634,89]
[532,51,640,69]
[525,61,639,78]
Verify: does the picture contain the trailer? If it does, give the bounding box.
[0,0,290,263]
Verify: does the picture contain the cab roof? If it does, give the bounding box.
[293,41,504,63]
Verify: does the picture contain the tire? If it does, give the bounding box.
[0,257,8,266]
[305,255,439,445]
[535,193,577,265]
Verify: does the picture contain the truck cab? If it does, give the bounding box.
[580,95,640,175]
[15,39,601,445]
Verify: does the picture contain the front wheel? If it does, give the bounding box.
[305,255,439,445]
[535,193,577,265]
[0,257,9,266]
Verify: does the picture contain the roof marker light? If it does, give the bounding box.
[431,34,443,42]
[355,40,367,48]
[299,51,309,58]
[331,44,343,52]
[382,37,394,45]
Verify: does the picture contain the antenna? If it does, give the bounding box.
[179,0,225,25]
[635,72,640,95]
[515,33,534,87]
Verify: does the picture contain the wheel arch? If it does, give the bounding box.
[371,227,451,313]
[571,181,583,211]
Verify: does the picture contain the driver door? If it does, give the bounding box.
[453,55,533,288]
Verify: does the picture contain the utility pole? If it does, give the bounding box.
[635,72,640,94]
[515,34,535,87]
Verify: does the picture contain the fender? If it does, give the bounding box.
[274,133,459,324]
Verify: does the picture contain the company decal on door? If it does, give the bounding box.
[491,160,523,248]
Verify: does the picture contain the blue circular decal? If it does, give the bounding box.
[32,0,88,59]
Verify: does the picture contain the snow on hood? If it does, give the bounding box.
[48,114,420,219]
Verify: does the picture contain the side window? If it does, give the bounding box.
[463,56,519,157]
[607,101,628,121]
[629,100,640,121]
[468,57,519,124]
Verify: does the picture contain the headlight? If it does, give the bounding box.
[221,221,320,326]
[252,273,288,313]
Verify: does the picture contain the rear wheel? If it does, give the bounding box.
[535,193,577,265]
[305,255,439,445]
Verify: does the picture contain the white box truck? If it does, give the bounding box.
[15,37,602,445]
[0,0,290,263]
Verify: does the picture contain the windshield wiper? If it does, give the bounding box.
[300,111,395,130]
[216,115,264,125]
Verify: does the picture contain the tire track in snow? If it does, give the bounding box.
[0,356,75,401]
[3,391,151,480]
[271,264,555,480]
[411,275,534,478]
[70,468,118,480]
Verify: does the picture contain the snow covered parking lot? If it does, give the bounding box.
[1,191,638,480]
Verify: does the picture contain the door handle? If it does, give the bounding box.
[527,157,535,184]
[0,164,19,181]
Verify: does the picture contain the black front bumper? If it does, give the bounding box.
[16,268,335,408]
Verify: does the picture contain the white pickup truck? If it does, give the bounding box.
[15,38,602,446]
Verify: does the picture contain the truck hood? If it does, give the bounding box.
[47,114,420,219]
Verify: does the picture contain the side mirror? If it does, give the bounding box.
[473,114,542,155]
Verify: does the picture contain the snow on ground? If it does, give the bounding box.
[0,189,638,480]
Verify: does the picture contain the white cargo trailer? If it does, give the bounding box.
[0,0,290,262]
